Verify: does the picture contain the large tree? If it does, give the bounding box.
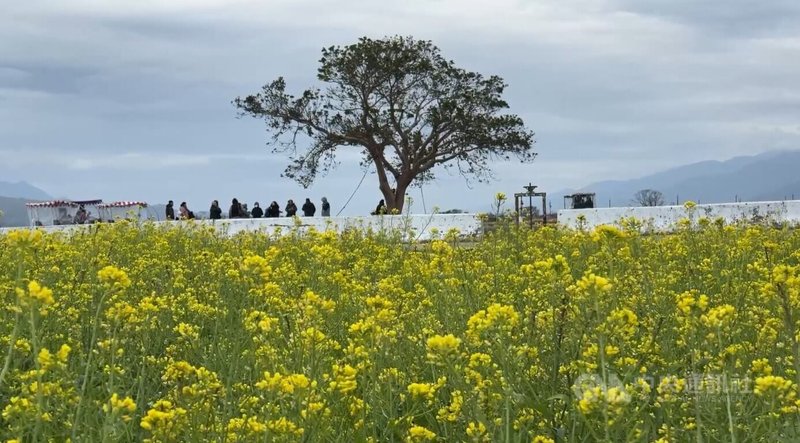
[234,36,536,212]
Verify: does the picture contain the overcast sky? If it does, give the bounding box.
[2,0,799,214]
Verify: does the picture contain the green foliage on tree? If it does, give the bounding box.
[234,36,536,212]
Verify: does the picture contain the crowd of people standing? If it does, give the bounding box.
[165,201,196,220]
[165,197,332,220]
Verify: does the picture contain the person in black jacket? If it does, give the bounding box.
[302,198,316,217]
[209,200,222,220]
[266,201,281,217]
[229,198,243,218]
[372,199,386,215]
[251,202,264,218]
[166,200,175,220]
[285,199,297,217]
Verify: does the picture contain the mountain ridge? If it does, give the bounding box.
[0,181,51,200]
[557,150,800,208]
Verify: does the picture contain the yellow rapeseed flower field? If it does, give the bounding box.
[3,219,800,441]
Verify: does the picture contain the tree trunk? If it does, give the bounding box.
[376,179,409,214]
[373,153,411,214]
[379,185,406,214]
[373,152,397,214]
[392,182,409,213]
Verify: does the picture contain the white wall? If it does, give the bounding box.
[558,200,800,231]
[0,214,484,240]
[8,203,800,238]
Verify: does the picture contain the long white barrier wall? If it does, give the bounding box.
[0,214,483,240]
[10,202,797,237]
[558,200,800,231]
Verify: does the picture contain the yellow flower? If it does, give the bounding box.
[578,386,603,414]
[466,303,520,342]
[575,273,612,294]
[56,344,71,363]
[97,265,131,289]
[242,254,270,276]
[407,382,435,400]
[592,225,626,241]
[426,334,461,361]
[605,308,638,338]
[255,371,283,391]
[13,339,31,355]
[754,376,794,399]
[141,400,187,436]
[6,229,43,247]
[701,304,736,328]
[330,364,358,394]
[244,310,278,334]
[751,358,773,376]
[676,291,709,316]
[282,374,311,393]
[437,390,463,422]
[772,265,797,285]
[28,281,54,305]
[407,425,436,442]
[578,385,630,416]
[17,281,54,312]
[657,376,686,403]
[173,322,200,340]
[466,421,487,439]
[37,348,53,370]
[267,417,303,436]
[227,415,267,440]
[104,393,137,421]
[606,387,631,410]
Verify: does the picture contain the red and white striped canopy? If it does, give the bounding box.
[26,200,78,208]
[98,201,148,208]
[72,199,103,206]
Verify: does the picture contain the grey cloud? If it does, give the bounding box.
[614,0,800,37]
[1,0,799,214]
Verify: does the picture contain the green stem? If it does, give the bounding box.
[691,354,703,443]
[0,314,20,390]
[70,290,110,441]
[719,327,737,443]
[1,262,25,391]
[30,306,43,443]
[594,298,611,442]
[504,391,511,443]
[599,335,610,442]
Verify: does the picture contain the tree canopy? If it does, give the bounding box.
[234,36,536,212]
[632,189,665,207]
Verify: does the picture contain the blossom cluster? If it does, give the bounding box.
[1,220,800,441]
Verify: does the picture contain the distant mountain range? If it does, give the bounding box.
[557,150,800,208]
[0,196,33,227]
[4,151,800,225]
[0,181,51,227]
[0,181,51,201]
